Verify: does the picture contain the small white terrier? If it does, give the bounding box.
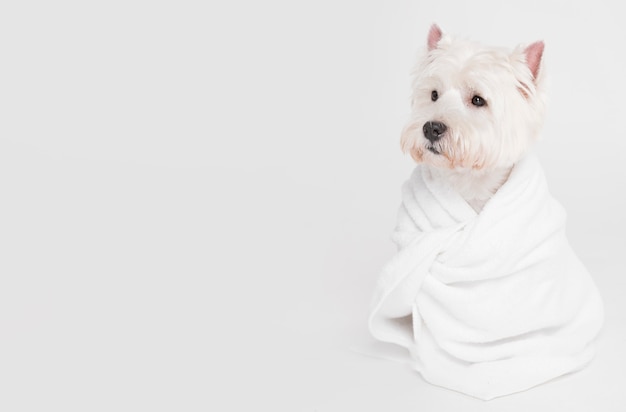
[370,27,604,399]
[400,24,546,211]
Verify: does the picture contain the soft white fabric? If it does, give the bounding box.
[369,155,604,400]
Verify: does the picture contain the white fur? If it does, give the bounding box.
[400,26,547,212]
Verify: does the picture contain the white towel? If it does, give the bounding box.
[369,155,604,400]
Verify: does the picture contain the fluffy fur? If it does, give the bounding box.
[400,25,547,211]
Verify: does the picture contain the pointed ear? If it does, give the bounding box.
[427,24,443,51]
[524,41,544,80]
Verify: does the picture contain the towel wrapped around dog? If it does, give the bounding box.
[369,155,604,400]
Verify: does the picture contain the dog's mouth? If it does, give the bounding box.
[427,145,441,155]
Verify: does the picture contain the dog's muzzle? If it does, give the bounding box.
[423,121,447,143]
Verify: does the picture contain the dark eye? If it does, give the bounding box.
[471,95,486,107]
[431,90,438,102]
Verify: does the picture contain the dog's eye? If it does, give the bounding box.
[431,90,438,102]
[471,95,486,107]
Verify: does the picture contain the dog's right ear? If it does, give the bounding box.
[427,24,443,51]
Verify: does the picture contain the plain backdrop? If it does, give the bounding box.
[1,0,625,410]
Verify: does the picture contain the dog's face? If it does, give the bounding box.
[401,25,547,171]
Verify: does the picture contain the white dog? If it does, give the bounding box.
[400,24,546,211]
[369,25,603,400]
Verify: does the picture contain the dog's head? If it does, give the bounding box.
[400,25,547,171]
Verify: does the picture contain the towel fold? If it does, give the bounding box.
[369,155,604,400]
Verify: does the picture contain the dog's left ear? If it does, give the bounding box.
[524,41,544,81]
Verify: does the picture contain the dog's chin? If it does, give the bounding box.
[415,144,452,168]
[424,143,448,161]
[426,145,441,155]
[422,145,486,171]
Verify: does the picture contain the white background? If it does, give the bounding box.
[1,0,625,410]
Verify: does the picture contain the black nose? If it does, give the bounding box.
[423,121,447,142]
